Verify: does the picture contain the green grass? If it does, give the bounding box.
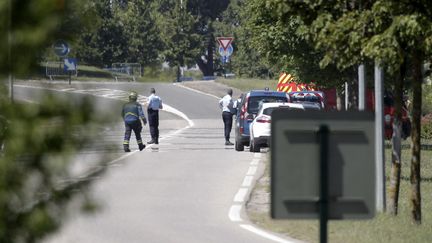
[248,148,432,243]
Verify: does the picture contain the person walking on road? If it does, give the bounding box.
[219,88,235,145]
[122,91,147,152]
[147,88,163,144]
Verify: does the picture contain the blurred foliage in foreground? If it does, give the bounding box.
[0,85,109,242]
[0,1,109,242]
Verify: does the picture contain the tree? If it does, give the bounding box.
[76,0,162,68]
[152,0,202,72]
[267,0,432,224]
[153,0,230,76]
[238,0,355,87]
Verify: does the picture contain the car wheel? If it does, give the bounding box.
[249,139,260,153]
[235,140,244,151]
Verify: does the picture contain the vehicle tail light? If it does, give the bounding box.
[240,96,249,120]
[256,115,271,123]
[246,114,254,121]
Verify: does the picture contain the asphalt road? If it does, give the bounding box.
[14,82,296,243]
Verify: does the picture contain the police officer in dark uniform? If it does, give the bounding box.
[122,91,147,152]
[147,88,163,144]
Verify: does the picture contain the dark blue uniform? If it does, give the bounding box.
[122,101,146,151]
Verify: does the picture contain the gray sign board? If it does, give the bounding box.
[271,110,375,220]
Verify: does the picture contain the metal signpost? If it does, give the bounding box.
[64,58,77,85]
[271,110,376,243]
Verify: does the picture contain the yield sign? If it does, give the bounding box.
[217,37,234,51]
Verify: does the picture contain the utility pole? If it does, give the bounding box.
[8,0,14,102]
[375,63,386,212]
[176,0,183,83]
[359,64,366,110]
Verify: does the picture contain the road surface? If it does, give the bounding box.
[14,81,299,243]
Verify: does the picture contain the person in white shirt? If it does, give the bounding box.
[219,89,235,145]
[147,88,163,144]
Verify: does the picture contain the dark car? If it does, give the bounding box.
[234,90,289,151]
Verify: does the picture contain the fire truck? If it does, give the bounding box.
[276,72,411,139]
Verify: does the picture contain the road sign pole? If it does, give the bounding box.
[374,63,386,212]
[318,125,329,243]
[68,71,71,85]
[359,64,366,110]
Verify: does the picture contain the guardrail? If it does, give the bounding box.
[45,61,77,80]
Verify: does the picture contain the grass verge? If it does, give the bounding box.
[247,148,432,243]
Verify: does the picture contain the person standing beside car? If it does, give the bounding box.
[219,88,235,145]
[147,88,163,144]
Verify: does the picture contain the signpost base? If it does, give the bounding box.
[318,125,329,243]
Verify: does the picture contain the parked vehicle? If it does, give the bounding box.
[234,90,289,151]
[249,102,304,152]
[288,91,325,109]
[384,94,411,139]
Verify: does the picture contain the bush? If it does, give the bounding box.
[422,84,432,115]
[421,113,432,139]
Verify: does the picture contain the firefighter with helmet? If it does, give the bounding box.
[122,91,147,152]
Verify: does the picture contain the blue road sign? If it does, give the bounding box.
[218,44,234,57]
[54,40,70,57]
[64,58,77,71]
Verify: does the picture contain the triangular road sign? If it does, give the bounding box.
[217,37,234,51]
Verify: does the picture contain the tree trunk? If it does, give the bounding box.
[196,34,215,77]
[410,51,422,224]
[388,60,406,215]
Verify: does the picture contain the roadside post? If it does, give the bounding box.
[64,58,77,85]
[271,110,376,243]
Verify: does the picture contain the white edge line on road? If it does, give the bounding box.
[174,82,220,100]
[233,188,249,203]
[228,205,243,222]
[246,166,258,176]
[242,176,254,187]
[240,224,298,243]
[250,159,260,166]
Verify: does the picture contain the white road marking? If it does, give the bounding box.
[233,188,249,202]
[228,205,243,222]
[60,88,76,91]
[241,176,254,187]
[250,158,260,166]
[240,224,300,243]
[246,166,258,176]
[174,82,220,100]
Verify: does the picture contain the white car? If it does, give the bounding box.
[249,102,305,152]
